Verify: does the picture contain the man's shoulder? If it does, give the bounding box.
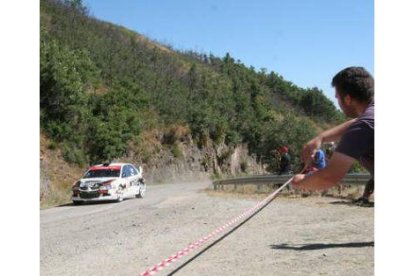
[358,102,374,122]
[346,119,374,136]
[349,103,374,131]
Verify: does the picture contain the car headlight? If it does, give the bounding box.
[99,185,111,191]
[72,181,81,191]
[99,180,115,190]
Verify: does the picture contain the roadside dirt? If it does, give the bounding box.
[40,181,373,276]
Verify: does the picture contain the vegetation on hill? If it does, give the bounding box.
[40,0,345,171]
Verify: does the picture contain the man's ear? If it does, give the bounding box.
[344,94,352,105]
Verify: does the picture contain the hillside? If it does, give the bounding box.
[40,0,345,206]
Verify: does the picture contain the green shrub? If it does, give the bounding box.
[47,141,57,150]
[349,162,367,173]
[62,143,86,166]
[171,143,183,158]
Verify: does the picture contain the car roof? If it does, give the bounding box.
[87,163,134,171]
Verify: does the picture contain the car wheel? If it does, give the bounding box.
[117,191,124,202]
[137,185,146,198]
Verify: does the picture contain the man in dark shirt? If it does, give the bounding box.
[278,146,292,175]
[292,67,374,205]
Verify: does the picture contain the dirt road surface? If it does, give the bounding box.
[41,181,374,276]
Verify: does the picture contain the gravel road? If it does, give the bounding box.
[40,181,374,276]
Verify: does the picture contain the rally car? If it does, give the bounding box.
[71,162,146,205]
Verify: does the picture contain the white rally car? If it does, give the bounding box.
[72,163,146,205]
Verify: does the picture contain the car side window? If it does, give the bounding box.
[130,165,138,176]
[122,166,130,178]
[126,165,134,176]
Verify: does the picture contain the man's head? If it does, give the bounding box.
[332,67,374,118]
[278,146,289,154]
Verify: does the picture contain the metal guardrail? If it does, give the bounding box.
[212,173,371,191]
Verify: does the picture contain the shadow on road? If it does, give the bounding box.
[329,200,374,208]
[56,200,119,207]
[56,203,75,207]
[270,241,374,251]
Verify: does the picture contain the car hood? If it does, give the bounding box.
[79,177,118,187]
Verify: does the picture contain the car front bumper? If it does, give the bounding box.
[72,192,120,202]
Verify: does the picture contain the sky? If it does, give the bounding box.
[83,0,374,107]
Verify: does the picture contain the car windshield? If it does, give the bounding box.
[83,169,120,178]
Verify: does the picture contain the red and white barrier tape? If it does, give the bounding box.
[140,173,301,276]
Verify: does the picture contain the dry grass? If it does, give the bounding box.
[89,84,109,95]
[167,124,191,141]
[205,183,366,201]
[128,129,163,164]
[40,133,85,209]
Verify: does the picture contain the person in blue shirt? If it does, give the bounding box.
[313,149,326,169]
[301,149,327,175]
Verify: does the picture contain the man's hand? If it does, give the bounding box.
[292,152,356,192]
[301,136,323,165]
[300,118,356,165]
[292,174,306,191]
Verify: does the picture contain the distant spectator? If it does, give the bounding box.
[303,149,326,174]
[278,146,292,175]
[313,149,327,169]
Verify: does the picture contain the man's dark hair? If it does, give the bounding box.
[331,66,374,103]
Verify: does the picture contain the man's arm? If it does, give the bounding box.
[293,152,355,191]
[302,119,357,164]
